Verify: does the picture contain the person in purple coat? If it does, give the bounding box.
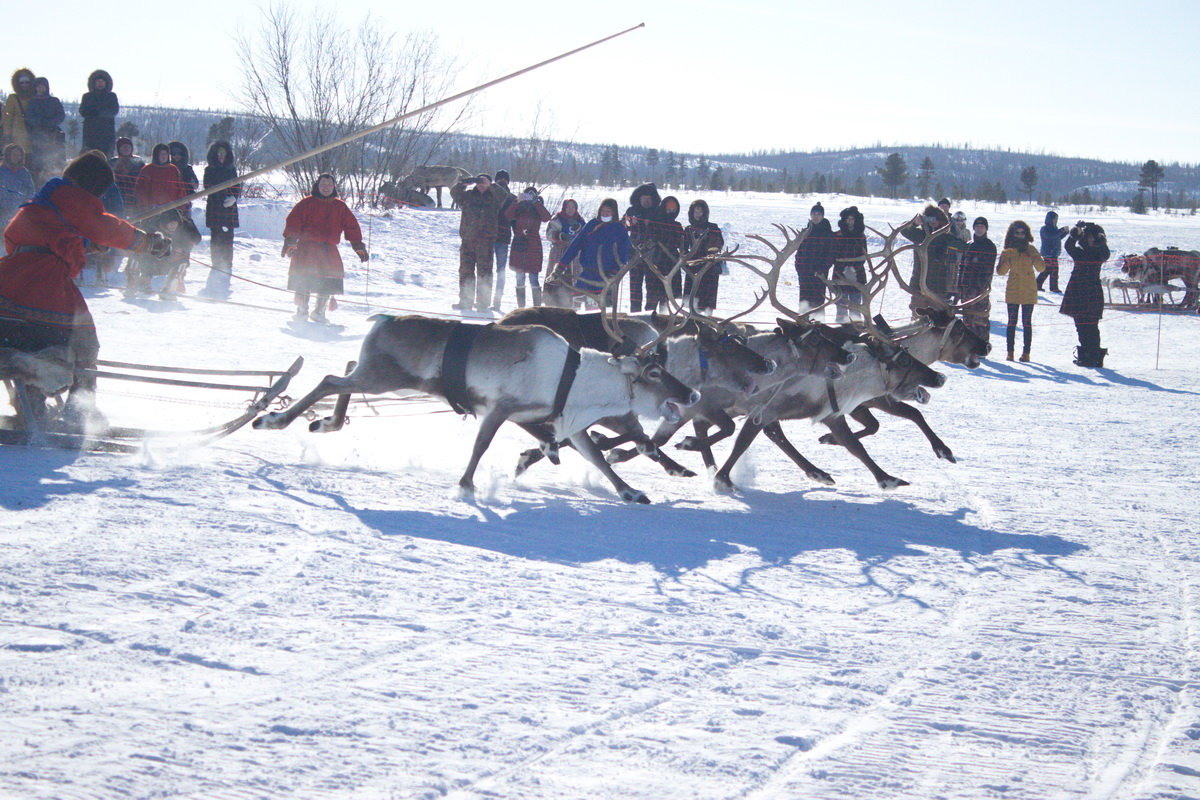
[557,198,632,309]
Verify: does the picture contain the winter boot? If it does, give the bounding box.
[531,286,543,306]
[453,277,475,311]
[1019,350,1031,362]
[310,295,330,323]
[294,293,309,321]
[516,287,527,308]
[1095,348,1108,368]
[1006,350,1015,361]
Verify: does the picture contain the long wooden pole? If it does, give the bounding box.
[130,22,646,223]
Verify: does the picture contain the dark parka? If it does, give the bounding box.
[623,182,662,252]
[832,207,867,282]
[1039,211,1068,258]
[957,233,997,300]
[450,180,511,244]
[1059,226,1109,323]
[505,195,552,273]
[683,200,725,310]
[203,140,240,230]
[901,206,964,305]
[79,70,119,155]
[168,141,199,196]
[795,215,836,308]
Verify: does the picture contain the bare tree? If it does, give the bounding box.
[235,3,471,206]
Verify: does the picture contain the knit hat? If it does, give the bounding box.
[937,197,951,207]
[63,150,114,197]
[116,136,133,152]
[973,216,988,228]
[811,202,824,215]
[494,169,510,182]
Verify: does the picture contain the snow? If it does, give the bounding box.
[2,189,1199,799]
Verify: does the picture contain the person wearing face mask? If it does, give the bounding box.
[504,186,552,307]
[281,173,367,323]
[3,69,36,155]
[544,198,586,307]
[682,199,724,315]
[645,195,684,312]
[996,220,1044,362]
[556,198,631,309]
[794,202,836,314]
[955,216,997,342]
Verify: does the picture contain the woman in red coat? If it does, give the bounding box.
[0,150,166,424]
[504,186,551,307]
[282,173,367,322]
[134,143,188,213]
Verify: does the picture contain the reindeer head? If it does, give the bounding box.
[864,338,946,405]
[913,307,991,367]
[609,354,699,423]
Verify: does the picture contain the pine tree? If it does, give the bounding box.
[695,156,710,189]
[709,166,726,191]
[1020,166,1038,201]
[877,153,908,199]
[645,147,659,181]
[917,157,936,197]
[1139,160,1165,209]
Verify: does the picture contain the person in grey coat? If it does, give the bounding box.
[0,144,35,229]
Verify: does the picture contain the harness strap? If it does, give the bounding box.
[13,245,54,256]
[440,322,484,416]
[697,347,710,380]
[826,378,840,414]
[551,348,581,419]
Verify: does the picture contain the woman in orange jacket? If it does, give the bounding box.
[996,220,1045,362]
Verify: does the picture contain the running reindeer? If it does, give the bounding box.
[252,314,699,504]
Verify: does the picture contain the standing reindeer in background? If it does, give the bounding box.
[401,165,471,209]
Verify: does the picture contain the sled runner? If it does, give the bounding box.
[0,352,303,453]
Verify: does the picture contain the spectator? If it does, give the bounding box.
[79,70,118,156]
[1037,210,1069,293]
[900,205,963,316]
[168,141,199,201]
[0,144,34,229]
[449,173,510,312]
[125,208,199,299]
[623,182,661,312]
[557,197,631,309]
[25,77,66,183]
[682,199,725,315]
[202,140,240,298]
[795,201,836,314]
[955,216,997,342]
[1060,222,1109,367]
[949,210,970,244]
[646,195,684,312]
[996,220,1044,362]
[544,198,586,308]
[937,197,952,217]
[108,136,144,211]
[490,169,515,311]
[134,143,187,212]
[281,173,367,323]
[832,206,867,323]
[0,150,167,428]
[3,69,36,155]
[504,185,551,307]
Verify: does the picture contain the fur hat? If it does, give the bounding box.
[494,169,510,182]
[922,205,949,226]
[64,150,115,197]
[311,173,338,197]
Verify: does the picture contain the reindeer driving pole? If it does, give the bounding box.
[129,23,646,223]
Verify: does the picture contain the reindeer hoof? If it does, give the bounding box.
[620,488,651,504]
[675,436,700,452]
[713,474,737,494]
[635,441,661,458]
[456,482,476,501]
[253,413,283,430]
[817,433,837,446]
[808,470,836,486]
[934,447,957,463]
[309,416,342,433]
[878,476,910,490]
[668,466,697,478]
[515,448,542,476]
[539,440,560,465]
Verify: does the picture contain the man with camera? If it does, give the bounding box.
[450,173,511,312]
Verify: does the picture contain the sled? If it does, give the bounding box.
[0,352,303,453]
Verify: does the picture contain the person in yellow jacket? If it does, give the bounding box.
[2,68,35,154]
[996,220,1045,362]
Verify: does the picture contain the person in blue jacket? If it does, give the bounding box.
[556,198,631,309]
[1038,210,1069,293]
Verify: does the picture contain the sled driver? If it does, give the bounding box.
[0,149,171,428]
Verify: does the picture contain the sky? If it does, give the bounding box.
[7,0,1200,165]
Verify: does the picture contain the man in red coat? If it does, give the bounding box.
[0,150,168,426]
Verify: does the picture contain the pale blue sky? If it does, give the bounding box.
[9,0,1198,164]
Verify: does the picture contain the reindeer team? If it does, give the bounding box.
[254,217,991,503]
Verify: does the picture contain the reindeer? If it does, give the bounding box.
[400,166,471,209]
[1125,247,1200,309]
[705,224,947,491]
[500,305,780,479]
[253,315,699,503]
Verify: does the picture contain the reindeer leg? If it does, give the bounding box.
[458,410,508,499]
[761,422,835,485]
[822,415,909,489]
[713,419,763,493]
[253,372,356,430]
[567,431,651,504]
[676,409,736,452]
[818,404,880,444]
[874,399,956,462]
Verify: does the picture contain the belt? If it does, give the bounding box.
[13,245,54,256]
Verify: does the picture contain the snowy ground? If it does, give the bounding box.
[2,190,1199,800]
